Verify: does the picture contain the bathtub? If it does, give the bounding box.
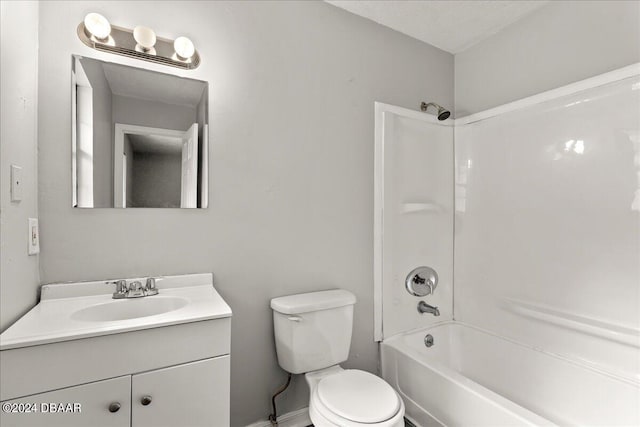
[381,321,639,426]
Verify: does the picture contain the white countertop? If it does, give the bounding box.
[0,273,231,350]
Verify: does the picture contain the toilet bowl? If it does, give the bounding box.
[306,366,405,427]
[270,290,405,427]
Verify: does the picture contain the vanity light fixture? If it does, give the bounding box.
[174,36,195,60]
[83,13,111,41]
[77,13,200,70]
[133,26,157,54]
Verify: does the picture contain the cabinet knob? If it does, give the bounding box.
[108,402,121,413]
[141,395,152,406]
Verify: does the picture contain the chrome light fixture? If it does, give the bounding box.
[174,36,195,61]
[78,13,200,70]
[133,26,156,54]
[84,13,111,41]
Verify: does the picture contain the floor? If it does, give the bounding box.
[304,417,415,426]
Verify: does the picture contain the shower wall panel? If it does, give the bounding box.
[454,74,640,381]
[375,104,454,340]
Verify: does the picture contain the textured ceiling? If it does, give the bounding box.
[326,0,549,54]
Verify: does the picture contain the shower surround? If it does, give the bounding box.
[375,64,640,425]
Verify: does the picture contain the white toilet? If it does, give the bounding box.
[271,289,405,427]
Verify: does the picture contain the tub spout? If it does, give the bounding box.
[418,301,440,316]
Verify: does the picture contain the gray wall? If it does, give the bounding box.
[36,1,453,425]
[455,0,640,116]
[0,1,40,332]
[131,152,181,208]
[124,134,134,207]
[112,95,196,132]
[196,90,207,207]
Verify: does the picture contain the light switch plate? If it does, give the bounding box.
[10,165,22,202]
[28,218,39,255]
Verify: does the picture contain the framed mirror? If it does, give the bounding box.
[71,55,209,208]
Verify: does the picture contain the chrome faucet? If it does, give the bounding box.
[127,281,145,298]
[418,301,440,316]
[107,278,159,299]
[110,280,128,299]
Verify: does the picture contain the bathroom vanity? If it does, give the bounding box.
[0,273,231,427]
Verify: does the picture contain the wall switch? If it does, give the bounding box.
[28,218,39,255]
[10,165,23,202]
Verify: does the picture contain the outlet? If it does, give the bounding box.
[28,218,39,255]
[10,164,22,202]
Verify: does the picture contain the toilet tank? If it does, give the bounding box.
[271,289,356,374]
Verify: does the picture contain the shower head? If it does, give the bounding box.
[420,102,450,121]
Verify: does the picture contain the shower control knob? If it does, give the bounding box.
[141,396,152,406]
[405,266,438,297]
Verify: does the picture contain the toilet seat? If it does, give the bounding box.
[309,369,405,427]
[318,369,400,422]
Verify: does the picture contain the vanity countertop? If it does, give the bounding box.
[0,273,231,350]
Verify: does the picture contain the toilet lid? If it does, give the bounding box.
[316,369,400,423]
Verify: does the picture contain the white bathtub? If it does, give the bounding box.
[381,321,640,426]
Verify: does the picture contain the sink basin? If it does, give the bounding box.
[71,296,189,322]
[0,273,232,351]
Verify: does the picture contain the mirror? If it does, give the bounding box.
[71,55,208,208]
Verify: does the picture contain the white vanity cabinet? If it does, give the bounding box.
[132,356,230,427]
[1,356,230,427]
[0,274,232,427]
[1,376,131,427]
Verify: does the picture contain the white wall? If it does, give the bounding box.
[36,1,453,425]
[80,58,113,207]
[455,0,640,116]
[0,1,40,332]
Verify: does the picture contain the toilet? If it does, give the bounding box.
[271,289,405,427]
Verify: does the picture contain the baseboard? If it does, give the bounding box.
[245,407,312,427]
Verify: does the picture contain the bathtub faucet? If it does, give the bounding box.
[418,301,440,316]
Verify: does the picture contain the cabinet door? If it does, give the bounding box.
[0,375,130,427]
[132,356,230,427]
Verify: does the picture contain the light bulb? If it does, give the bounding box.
[174,36,195,60]
[133,26,156,50]
[84,13,111,41]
